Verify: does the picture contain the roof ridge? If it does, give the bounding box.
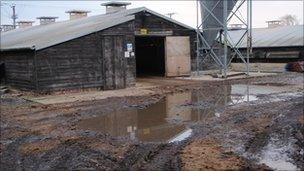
[1,7,146,36]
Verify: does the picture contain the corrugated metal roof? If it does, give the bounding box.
[1,7,194,51]
[228,25,304,48]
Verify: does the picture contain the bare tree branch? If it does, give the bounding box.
[280,14,299,26]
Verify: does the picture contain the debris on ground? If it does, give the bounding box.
[0,72,303,170]
[285,61,304,72]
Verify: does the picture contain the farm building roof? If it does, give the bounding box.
[1,7,194,51]
[228,25,304,48]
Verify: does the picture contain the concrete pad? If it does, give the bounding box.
[231,63,286,73]
[177,72,276,81]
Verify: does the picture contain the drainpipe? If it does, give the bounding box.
[196,0,200,76]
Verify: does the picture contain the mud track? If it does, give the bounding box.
[1,73,303,170]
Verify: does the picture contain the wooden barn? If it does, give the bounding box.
[0,2,196,92]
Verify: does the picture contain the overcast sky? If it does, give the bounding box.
[1,0,303,28]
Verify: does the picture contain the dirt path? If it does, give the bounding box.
[1,72,303,170]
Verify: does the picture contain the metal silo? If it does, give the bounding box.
[199,0,237,46]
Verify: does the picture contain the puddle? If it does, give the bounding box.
[229,84,297,104]
[258,137,299,170]
[230,94,258,104]
[78,89,230,143]
[260,146,298,170]
[78,99,193,143]
[78,83,298,143]
[232,84,292,95]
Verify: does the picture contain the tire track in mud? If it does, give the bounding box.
[116,142,188,170]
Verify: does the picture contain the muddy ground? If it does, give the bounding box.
[0,72,303,170]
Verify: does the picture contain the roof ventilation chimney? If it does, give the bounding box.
[66,10,91,20]
[266,20,283,28]
[37,16,58,25]
[17,21,35,28]
[101,2,131,14]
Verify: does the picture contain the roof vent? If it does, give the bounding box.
[37,16,58,25]
[66,10,91,20]
[17,21,35,28]
[101,2,131,14]
[266,20,283,28]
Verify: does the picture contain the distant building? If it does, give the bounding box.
[36,16,58,25]
[0,25,14,32]
[65,10,91,20]
[229,25,304,63]
[17,21,35,29]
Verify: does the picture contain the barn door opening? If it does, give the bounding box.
[135,37,165,77]
[165,36,191,77]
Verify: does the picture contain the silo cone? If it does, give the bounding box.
[200,0,237,47]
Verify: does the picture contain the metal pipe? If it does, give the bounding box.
[229,10,247,26]
[246,0,252,76]
[223,0,228,78]
[12,5,17,29]
[227,0,246,23]
[196,0,200,75]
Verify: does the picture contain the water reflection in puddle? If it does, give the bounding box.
[232,84,292,95]
[78,98,194,143]
[78,84,293,143]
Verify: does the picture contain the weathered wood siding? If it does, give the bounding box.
[33,21,135,91]
[0,51,35,89]
[102,36,125,89]
[101,21,135,89]
[2,12,200,91]
[35,33,103,91]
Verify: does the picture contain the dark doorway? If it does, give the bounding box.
[0,63,5,84]
[135,37,165,77]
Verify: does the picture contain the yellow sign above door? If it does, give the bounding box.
[140,29,148,35]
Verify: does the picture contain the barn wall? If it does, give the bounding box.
[2,12,200,91]
[35,32,103,91]
[0,51,36,90]
[35,21,135,91]
[134,12,199,71]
